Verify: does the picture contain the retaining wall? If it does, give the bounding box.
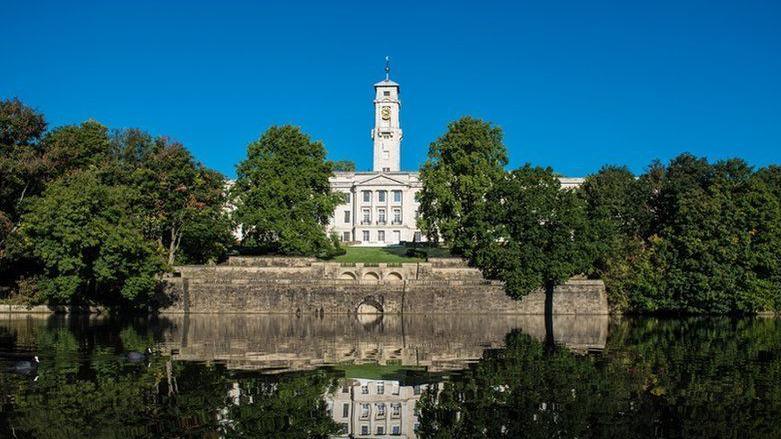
[165,258,608,314]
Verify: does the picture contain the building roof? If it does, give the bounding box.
[374,79,400,87]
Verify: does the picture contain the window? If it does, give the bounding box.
[342,231,351,242]
[392,209,402,225]
[414,385,421,395]
[377,383,384,394]
[392,425,401,435]
[392,190,402,203]
[363,230,370,242]
[361,425,369,435]
[383,90,390,96]
[376,403,386,418]
[414,231,422,242]
[363,191,372,203]
[344,210,350,223]
[377,426,385,435]
[378,208,386,224]
[378,190,386,202]
[361,403,370,419]
[342,403,349,418]
[393,230,401,243]
[342,384,350,393]
[391,403,401,418]
[362,209,371,225]
[343,192,351,204]
[378,230,385,242]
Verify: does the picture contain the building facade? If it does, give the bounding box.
[326,378,432,438]
[327,66,424,246]
[326,63,585,247]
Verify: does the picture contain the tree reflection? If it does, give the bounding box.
[416,319,781,438]
[2,317,781,438]
[223,372,339,438]
[0,322,339,438]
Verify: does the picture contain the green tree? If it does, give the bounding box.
[124,136,234,264]
[417,116,508,254]
[627,155,781,313]
[41,119,113,178]
[0,98,47,261]
[231,125,340,256]
[579,166,646,312]
[331,160,356,172]
[471,165,591,344]
[18,170,165,308]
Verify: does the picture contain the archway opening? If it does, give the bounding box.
[386,272,403,283]
[340,271,357,280]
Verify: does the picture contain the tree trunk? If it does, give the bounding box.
[168,228,177,265]
[544,279,556,353]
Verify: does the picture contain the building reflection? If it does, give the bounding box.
[327,378,431,438]
[158,313,608,373]
[156,313,607,438]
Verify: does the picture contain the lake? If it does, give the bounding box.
[0,313,779,438]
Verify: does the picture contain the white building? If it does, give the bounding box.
[326,378,431,438]
[327,62,424,246]
[327,61,584,247]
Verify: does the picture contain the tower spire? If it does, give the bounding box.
[384,56,390,80]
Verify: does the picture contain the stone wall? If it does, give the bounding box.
[164,257,608,315]
[158,313,609,373]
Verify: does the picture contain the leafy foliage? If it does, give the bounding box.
[582,154,781,313]
[18,170,165,308]
[119,134,234,265]
[331,159,356,172]
[416,318,781,438]
[417,116,508,254]
[0,98,47,263]
[231,125,340,256]
[1,98,235,306]
[470,165,590,300]
[225,372,340,438]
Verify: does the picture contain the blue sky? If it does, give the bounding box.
[2,0,779,178]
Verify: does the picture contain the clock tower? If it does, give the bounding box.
[372,57,402,173]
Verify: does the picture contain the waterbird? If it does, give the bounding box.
[125,347,152,363]
[6,355,39,375]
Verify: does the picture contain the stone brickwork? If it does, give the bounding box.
[158,313,608,373]
[164,257,608,315]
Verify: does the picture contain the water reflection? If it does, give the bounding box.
[159,314,608,373]
[0,314,779,438]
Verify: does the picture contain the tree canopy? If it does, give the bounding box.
[581,154,781,313]
[472,165,590,299]
[231,125,340,256]
[1,97,233,308]
[331,160,356,172]
[19,170,165,308]
[0,98,47,261]
[417,116,508,255]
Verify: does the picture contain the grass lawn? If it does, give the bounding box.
[334,363,424,380]
[326,246,456,263]
[328,246,423,263]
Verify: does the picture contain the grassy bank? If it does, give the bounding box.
[327,246,455,263]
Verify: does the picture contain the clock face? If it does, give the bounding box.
[381,106,391,120]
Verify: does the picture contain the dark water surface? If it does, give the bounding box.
[0,313,779,438]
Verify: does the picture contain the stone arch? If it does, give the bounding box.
[339,271,357,280]
[385,272,403,283]
[356,296,384,314]
[362,271,380,281]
